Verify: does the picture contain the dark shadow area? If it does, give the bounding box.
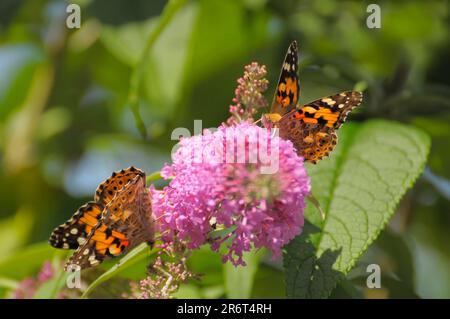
[283,220,344,299]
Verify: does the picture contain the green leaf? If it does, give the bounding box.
[187,245,224,287]
[173,284,202,299]
[0,243,65,280]
[127,0,189,138]
[0,208,34,261]
[146,171,162,184]
[0,44,45,120]
[200,285,225,299]
[183,0,270,88]
[251,264,286,298]
[101,0,190,137]
[101,21,157,68]
[224,250,263,298]
[81,243,154,298]
[0,277,19,290]
[33,259,69,299]
[284,119,430,298]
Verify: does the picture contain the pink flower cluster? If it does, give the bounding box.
[228,62,268,125]
[12,261,54,299]
[125,256,195,299]
[152,122,310,266]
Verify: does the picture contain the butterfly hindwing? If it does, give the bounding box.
[98,173,154,254]
[49,202,103,250]
[270,41,300,116]
[277,91,362,163]
[278,115,338,164]
[298,91,363,129]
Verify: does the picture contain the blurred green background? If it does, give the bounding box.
[0,0,449,298]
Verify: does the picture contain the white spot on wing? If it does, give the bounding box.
[322,98,336,106]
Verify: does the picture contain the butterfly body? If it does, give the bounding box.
[265,41,362,164]
[49,167,154,270]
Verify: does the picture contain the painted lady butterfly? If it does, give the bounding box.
[264,41,363,163]
[49,167,155,270]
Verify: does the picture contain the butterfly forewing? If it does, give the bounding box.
[49,202,103,250]
[270,41,300,116]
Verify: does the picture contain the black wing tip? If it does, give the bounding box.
[48,237,58,247]
[353,91,363,104]
[287,41,298,56]
[341,90,363,105]
[48,234,65,248]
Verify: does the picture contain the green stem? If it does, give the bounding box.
[81,243,156,298]
[127,0,189,138]
[307,193,325,220]
[146,171,162,184]
[0,277,19,289]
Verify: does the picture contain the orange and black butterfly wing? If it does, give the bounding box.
[94,166,145,206]
[65,173,154,270]
[299,91,363,129]
[49,166,143,252]
[278,91,362,163]
[270,41,300,116]
[49,202,103,250]
[64,222,131,269]
[98,173,154,257]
